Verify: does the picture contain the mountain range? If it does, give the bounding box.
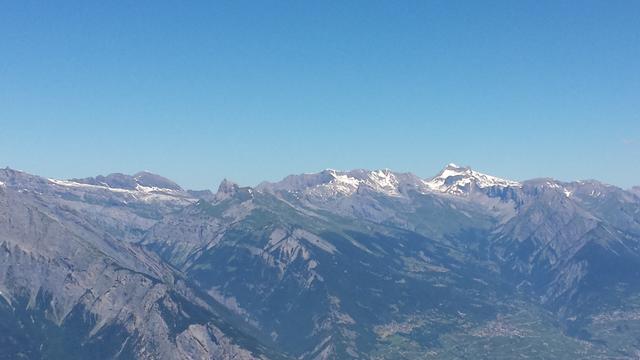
[1,164,639,359]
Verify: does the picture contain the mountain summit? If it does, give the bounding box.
[424,163,521,195]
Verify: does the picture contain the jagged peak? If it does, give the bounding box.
[214,178,254,202]
[216,178,239,193]
[425,163,521,195]
[258,168,423,198]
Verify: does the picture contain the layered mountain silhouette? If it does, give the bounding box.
[1,164,639,359]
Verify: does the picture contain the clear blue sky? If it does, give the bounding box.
[1,1,639,190]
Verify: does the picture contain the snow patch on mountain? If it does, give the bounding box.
[316,170,361,196]
[47,178,195,203]
[424,164,521,195]
[258,168,406,198]
[302,169,406,198]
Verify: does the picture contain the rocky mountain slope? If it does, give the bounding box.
[0,168,286,360]
[1,164,640,359]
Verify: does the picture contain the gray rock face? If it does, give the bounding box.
[0,169,283,360]
[1,168,197,245]
[2,164,640,359]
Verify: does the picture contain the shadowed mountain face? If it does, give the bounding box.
[1,165,640,359]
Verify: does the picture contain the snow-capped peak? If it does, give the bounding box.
[311,169,401,197]
[260,168,410,198]
[322,169,361,195]
[424,164,520,195]
[361,169,401,195]
[260,165,520,199]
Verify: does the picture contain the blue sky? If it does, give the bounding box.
[1,1,639,189]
